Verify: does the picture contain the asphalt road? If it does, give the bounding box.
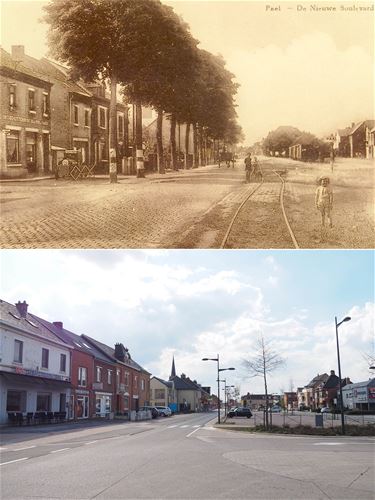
[1,412,374,499]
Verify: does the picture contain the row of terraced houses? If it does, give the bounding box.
[0,299,213,425]
[0,45,131,178]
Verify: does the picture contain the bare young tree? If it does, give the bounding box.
[242,334,285,429]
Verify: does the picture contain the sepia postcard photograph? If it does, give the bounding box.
[0,0,374,249]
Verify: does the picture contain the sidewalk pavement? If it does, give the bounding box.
[0,165,218,184]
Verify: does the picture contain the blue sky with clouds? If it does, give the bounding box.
[1,250,373,396]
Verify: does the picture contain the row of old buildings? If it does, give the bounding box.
[0,299,214,425]
[241,370,375,412]
[333,120,375,159]
[0,45,130,178]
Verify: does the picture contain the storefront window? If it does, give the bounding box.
[6,132,20,163]
[6,390,26,412]
[36,393,51,411]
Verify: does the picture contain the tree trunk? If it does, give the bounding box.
[156,109,164,174]
[185,122,190,169]
[170,113,177,170]
[109,75,118,183]
[193,123,198,168]
[135,101,145,178]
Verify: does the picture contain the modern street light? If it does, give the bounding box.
[225,384,235,415]
[335,315,351,435]
[202,354,235,423]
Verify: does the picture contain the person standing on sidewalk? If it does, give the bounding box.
[315,176,333,231]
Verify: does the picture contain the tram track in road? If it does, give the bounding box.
[221,164,300,249]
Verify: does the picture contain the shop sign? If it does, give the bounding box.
[14,366,70,382]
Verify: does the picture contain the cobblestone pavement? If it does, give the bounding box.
[1,160,373,249]
[0,165,247,248]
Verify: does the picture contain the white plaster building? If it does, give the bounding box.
[0,299,72,424]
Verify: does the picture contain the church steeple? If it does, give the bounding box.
[170,356,176,379]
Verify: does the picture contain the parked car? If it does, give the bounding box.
[270,406,281,413]
[320,407,331,413]
[139,406,159,418]
[155,406,172,417]
[227,407,252,418]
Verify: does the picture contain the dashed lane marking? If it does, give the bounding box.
[50,448,70,453]
[313,442,344,446]
[180,425,189,428]
[13,445,36,451]
[186,427,202,438]
[84,441,98,445]
[1,457,29,466]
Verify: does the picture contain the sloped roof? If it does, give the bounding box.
[342,378,375,390]
[323,373,340,390]
[152,376,173,388]
[305,373,329,388]
[0,299,68,347]
[81,334,150,374]
[32,316,114,364]
[0,47,51,86]
[170,375,202,391]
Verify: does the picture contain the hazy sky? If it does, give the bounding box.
[1,0,373,144]
[1,250,373,395]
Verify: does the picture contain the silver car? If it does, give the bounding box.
[155,406,172,417]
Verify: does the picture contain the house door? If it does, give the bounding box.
[76,396,89,419]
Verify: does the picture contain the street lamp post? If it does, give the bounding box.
[202,355,235,424]
[225,384,235,415]
[335,315,351,435]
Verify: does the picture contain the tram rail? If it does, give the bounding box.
[220,165,300,249]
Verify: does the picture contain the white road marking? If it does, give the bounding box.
[193,425,201,428]
[13,445,36,451]
[186,427,202,438]
[180,425,189,428]
[313,442,344,446]
[167,425,178,428]
[50,448,70,453]
[84,441,98,445]
[1,457,28,466]
[0,447,8,451]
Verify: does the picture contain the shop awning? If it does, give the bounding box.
[0,371,72,389]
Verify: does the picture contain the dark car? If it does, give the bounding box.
[227,407,252,418]
[139,406,159,418]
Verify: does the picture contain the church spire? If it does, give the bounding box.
[170,356,176,379]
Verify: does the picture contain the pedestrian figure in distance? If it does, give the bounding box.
[253,156,262,182]
[315,176,333,238]
[244,152,252,183]
[330,148,336,173]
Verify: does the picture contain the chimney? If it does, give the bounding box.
[330,370,335,376]
[15,300,28,318]
[351,122,355,128]
[11,45,25,61]
[114,343,126,361]
[53,321,63,329]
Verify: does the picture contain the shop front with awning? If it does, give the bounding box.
[0,370,72,424]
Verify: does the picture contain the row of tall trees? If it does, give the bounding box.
[44,0,242,181]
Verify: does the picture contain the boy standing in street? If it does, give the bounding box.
[315,176,333,230]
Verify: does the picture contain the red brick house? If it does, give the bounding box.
[81,336,151,415]
[34,318,116,420]
[321,370,352,409]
